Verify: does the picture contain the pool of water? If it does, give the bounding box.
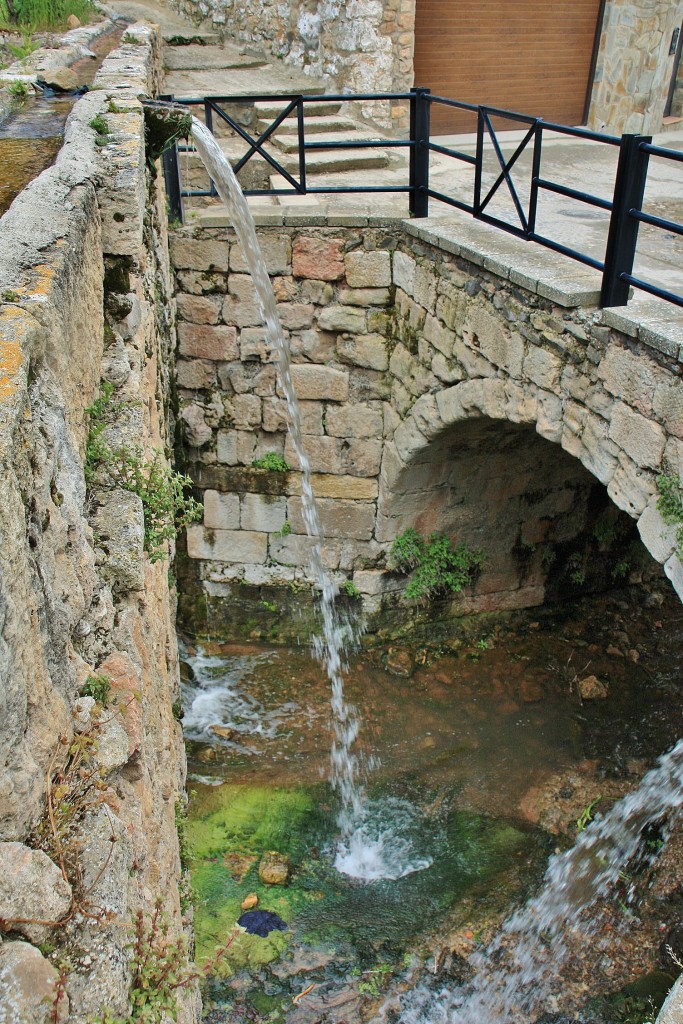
[182,586,683,1022]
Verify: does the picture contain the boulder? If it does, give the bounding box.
[39,67,79,92]
[0,941,68,1023]
[0,843,72,943]
[258,851,291,885]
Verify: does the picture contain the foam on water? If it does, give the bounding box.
[334,797,434,881]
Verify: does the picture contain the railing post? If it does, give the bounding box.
[158,93,184,225]
[409,87,430,218]
[162,142,184,224]
[600,133,650,307]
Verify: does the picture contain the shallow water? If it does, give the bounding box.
[183,588,683,1022]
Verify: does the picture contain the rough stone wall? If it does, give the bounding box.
[0,27,198,1024]
[171,221,682,638]
[172,0,415,127]
[589,0,683,133]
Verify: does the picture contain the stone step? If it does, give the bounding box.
[254,99,342,119]
[255,114,361,136]
[272,129,392,154]
[279,148,394,174]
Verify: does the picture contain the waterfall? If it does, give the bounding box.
[190,119,365,838]
[384,737,683,1023]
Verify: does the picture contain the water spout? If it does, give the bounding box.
[190,119,365,839]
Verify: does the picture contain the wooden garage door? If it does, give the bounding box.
[414,0,603,134]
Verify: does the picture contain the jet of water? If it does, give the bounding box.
[190,120,364,835]
[384,737,683,1023]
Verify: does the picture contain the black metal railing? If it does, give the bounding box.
[161,89,683,310]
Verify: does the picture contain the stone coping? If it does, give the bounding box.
[189,206,683,364]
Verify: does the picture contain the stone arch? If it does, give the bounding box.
[378,377,682,605]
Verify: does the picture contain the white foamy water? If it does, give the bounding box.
[334,797,434,881]
[380,738,683,1023]
[181,646,295,748]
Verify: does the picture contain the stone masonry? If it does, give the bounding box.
[172,221,683,633]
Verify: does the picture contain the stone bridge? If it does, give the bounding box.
[172,218,683,632]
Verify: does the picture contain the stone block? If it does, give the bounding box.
[664,552,683,603]
[186,526,268,563]
[217,430,238,465]
[287,364,349,402]
[301,280,335,304]
[423,313,456,356]
[287,497,376,540]
[175,359,217,390]
[523,344,563,390]
[0,941,68,1024]
[637,497,678,563]
[204,490,240,530]
[290,328,337,363]
[92,490,145,593]
[284,435,382,477]
[170,237,229,272]
[232,393,262,428]
[276,303,315,329]
[0,843,72,943]
[262,397,323,434]
[413,263,437,310]
[230,234,291,274]
[177,322,238,360]
[325,403,383,439]
[269,532,341,569]
[535,391,563,444]
[175,269,227,295]
[607,453,655,518]
[600,343,662,415]
[338,287,391,307]
[175,293,222,325]
[337,333,389,371]
[223,275,264,327]
[393,417,430,463]
[339,538,384,570]
[288,474,379,499]
[466,306,524,378]
[344,250,392,288]
[223,363,278,398]
[180,404,212,447]
[241,493,287,532]
[653,377,683,439]
[317,304,367,334]
[393,250,415,293]
[608,402,666,470]
[292,237,345,280]
[432,352,465,383]
[240,327,277,362]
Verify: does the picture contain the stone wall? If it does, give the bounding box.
[588,0,683,134]
[0,28,198,1024]
[171,220,682,640]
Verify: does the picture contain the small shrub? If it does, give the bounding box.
[2,289,19,302]
[343,579,361,599]
[7,30,38,59]
[80,673,111,705]
[656,473,683,558]
[8,80,28,97]
[389,528,483,601]
[251,452,290,472]
[89,114,109,135]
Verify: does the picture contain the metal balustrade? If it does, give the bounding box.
[161,89,683,310]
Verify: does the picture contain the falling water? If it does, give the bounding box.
[383,737,683,1024]
[190,119,366,843]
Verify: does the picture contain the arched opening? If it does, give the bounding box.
[379,416,661,612]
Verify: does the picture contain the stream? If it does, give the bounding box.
[181,585,683,1024]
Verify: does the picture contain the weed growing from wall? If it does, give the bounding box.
[252,452,290,472]
[656,473,683,558]
[85,382,202,562]
[389,528,484,601]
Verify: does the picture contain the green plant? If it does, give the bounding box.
[171,700,184,721]
[80,673,111,705]
[656,473,683,558]
[252,452,290,472]
[1,0,94,29]
[576,796,601,832]
[276,520,292,537]
[389,528,484,601]
[7,29,38,59]
[566,552,586,585]
[2,288,19,302]
[260,599,279,613]
[122,32,139,43]
[94,901,239,1024]
[354,962,393,998]
[111,448,202,562]
[85,381,118,483]
[8,80,28,97]
[343,579,361,599]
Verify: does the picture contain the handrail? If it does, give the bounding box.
[160,90,683,310]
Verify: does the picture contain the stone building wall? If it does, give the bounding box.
[171,220,682,640]
[0,28,198,1024]
[588,0,683,134]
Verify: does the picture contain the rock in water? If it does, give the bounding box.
[238,909,287,937]
[259,850,291,885]
[39,68,79,92]
[578,675,609,700]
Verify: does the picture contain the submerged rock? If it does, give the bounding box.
[259,850,291,885]
[578,675,609,700]
[238,909,287,937]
